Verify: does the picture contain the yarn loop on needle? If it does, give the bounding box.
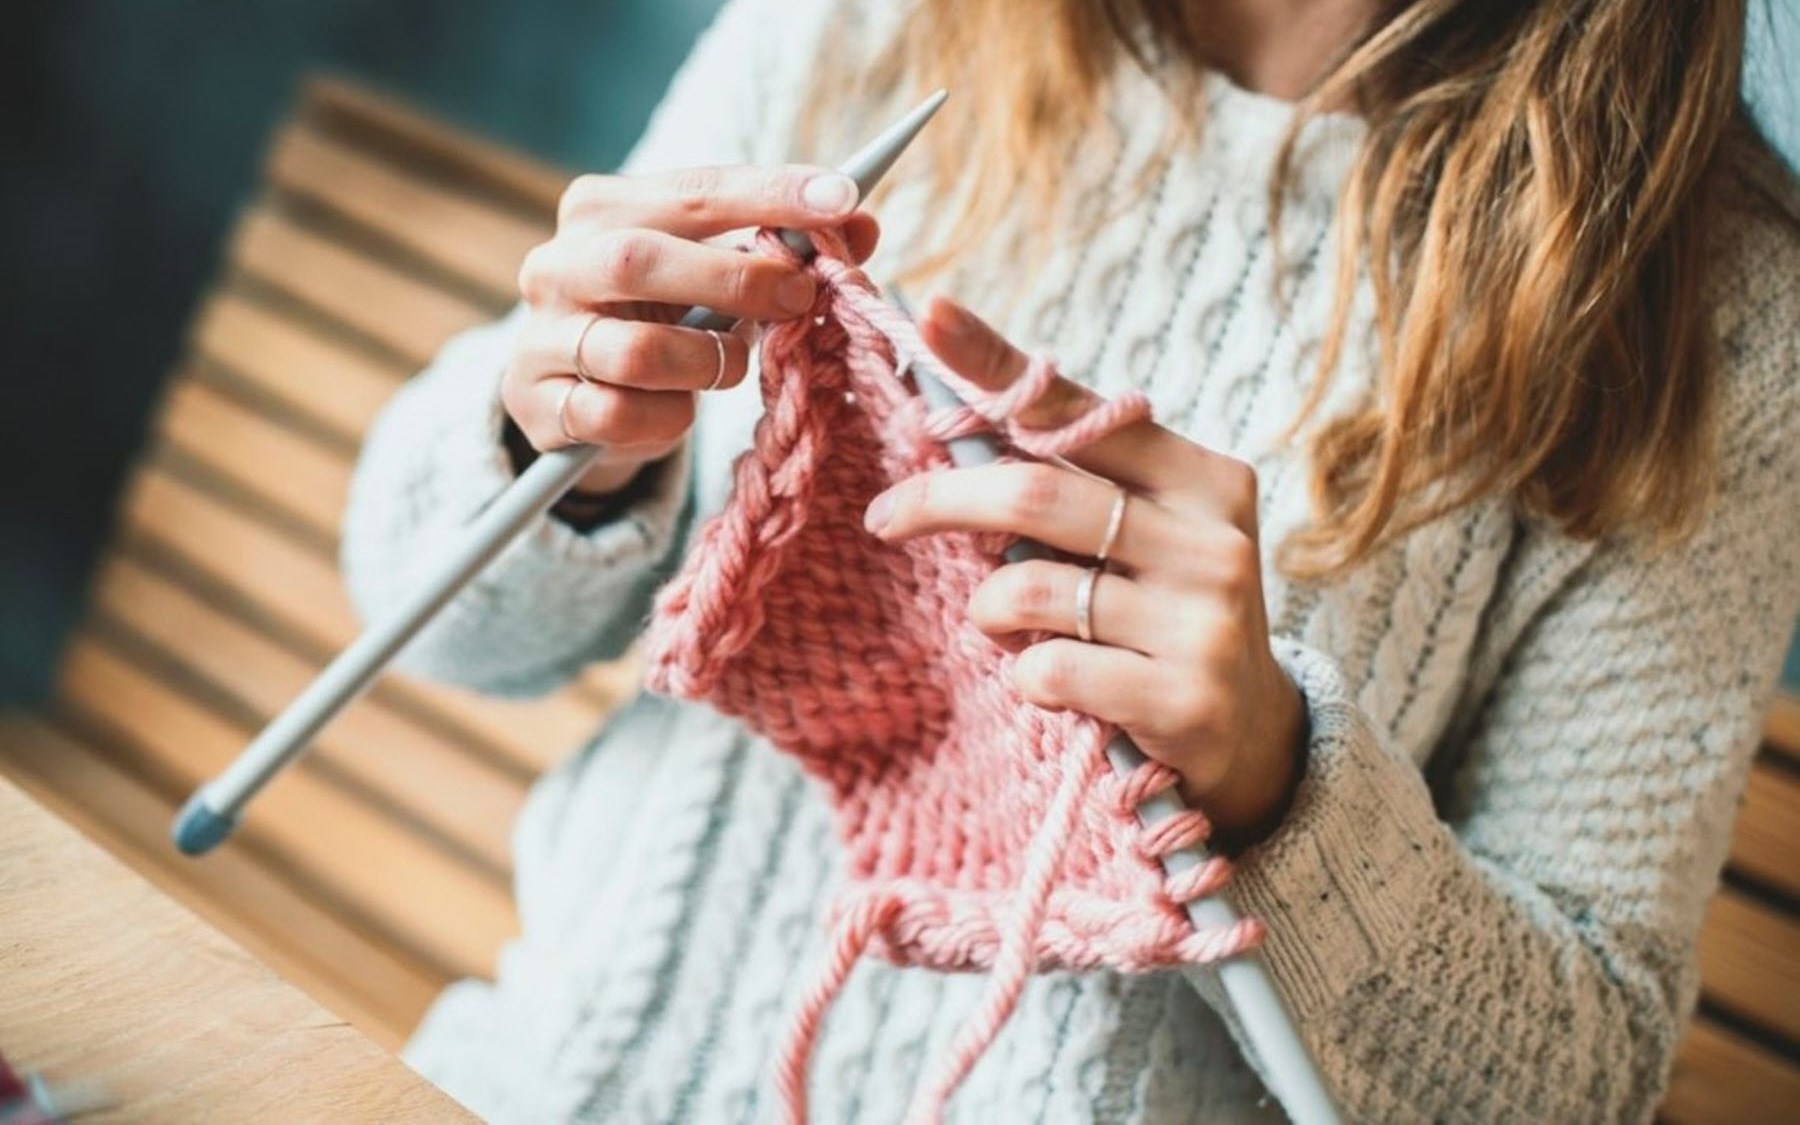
[642,228,1262,1124]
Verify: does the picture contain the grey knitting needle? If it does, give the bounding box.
[172,90,948,856]
[892,291,1341,1125]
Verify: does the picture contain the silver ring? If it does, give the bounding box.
[574,314,604,384]
[703,329,729,392]
[557,378,584,445]
[1096,488,1128,567]
[1075,566,1099,644]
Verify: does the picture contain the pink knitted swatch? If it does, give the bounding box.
[642,231,1263,1124]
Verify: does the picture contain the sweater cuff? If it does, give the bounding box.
[422,342,691,595]
[357,310,693,691]
[1218,637,1451,1022]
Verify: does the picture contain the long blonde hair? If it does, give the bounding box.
[809,0,1772,577]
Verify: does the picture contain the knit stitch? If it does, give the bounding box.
[642,231,1260,1122]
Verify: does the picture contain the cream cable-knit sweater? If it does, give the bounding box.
[341,0,1800,1120]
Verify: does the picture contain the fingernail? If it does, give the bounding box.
[864,489,896,534]
[776,273,817,315]
[802,173,857,214]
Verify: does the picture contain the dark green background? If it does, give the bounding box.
[1,0,723,701]
[3,1,1795,702]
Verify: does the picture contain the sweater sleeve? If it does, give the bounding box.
[1188,180,1800,1121]
[338,0,830,697]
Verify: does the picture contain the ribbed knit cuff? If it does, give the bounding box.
[1216,638,1451,1023]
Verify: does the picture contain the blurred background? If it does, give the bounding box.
[1,0,725,703]
[1,0,1797,702]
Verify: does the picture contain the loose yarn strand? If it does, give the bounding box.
[645,228,1264,1122]
[905,733,1110,1124]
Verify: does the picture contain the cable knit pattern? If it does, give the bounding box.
[339,0,1800,1120]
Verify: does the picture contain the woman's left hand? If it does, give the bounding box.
[863,296,1308,846]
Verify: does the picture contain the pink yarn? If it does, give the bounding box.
[642,230,1263,1124]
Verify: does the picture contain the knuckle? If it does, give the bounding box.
[1219,459,1260,525]
[762,169,800,206]
[1008,562,1061,617]
[670,166,720,213]
[1004,465,1065,524]
[498,366,534,425]
[516,242,557,304]
[1214,531,1261,596]
[557,173,610,227]
[595,229,655,290]
[1021,643,1076,703]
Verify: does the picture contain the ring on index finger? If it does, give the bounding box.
[703,329,729,392]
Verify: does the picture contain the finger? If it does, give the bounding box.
[506,375,695,454]
[919,295,1250,516]
[559,164,859,239]
[842,211,881,263]
[1010,637,1173,731]
[970,559,1180,657]
[525,228,819,321]
[534,316,750,392]
[866,462,1177,572]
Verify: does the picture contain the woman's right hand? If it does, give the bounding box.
[505,164,881,496]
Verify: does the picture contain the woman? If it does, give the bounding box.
[342,0,1799,1119]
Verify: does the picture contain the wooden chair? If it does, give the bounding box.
[0,76,1792,1120]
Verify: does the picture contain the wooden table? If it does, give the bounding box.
[0,776,473,1122]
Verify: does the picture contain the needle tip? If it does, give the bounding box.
[840,89,950,198]
[172,793,236,855]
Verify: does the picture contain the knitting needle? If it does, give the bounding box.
[891,291,1342,1125]
[172,90,948,857]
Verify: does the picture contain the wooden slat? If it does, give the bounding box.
[0,717,443,1048]
[120,466,607,774]
[92,555,523,875]
[230,207,490,368]
[0,769,473,1123]
[1732,759,1800,899]
[301,75,568,215]
[161,379,350,541]
[1664,1018,1800,1123]
[268,122,546,301]
[124,466,355,651]
[1767,691,1800,759]
[54,637,516,980]
[1695,888,1800,1044]
[192,291,403,441]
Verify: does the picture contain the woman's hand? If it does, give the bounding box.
[506,165,881,495]
[866,297,1308,845]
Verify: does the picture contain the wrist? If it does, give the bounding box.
[501,414,658,528]
[1184,661,1309,853]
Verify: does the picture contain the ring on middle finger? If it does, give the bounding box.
[557,377,586,445]
[1075,565,1100,643]
[574,313,605,384]
[702,329,729,392]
